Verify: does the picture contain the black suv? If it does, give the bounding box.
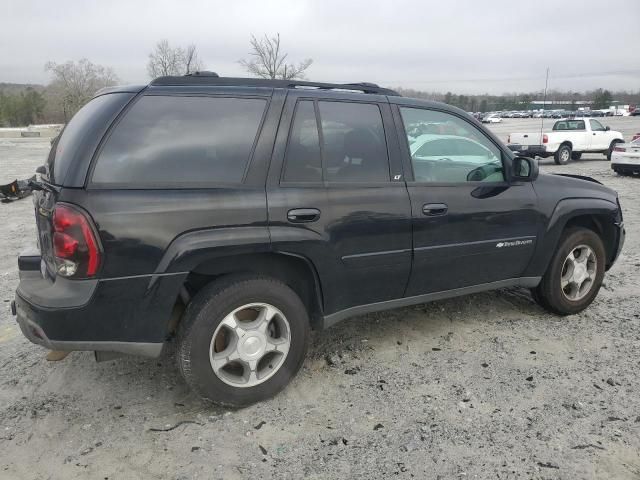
[12,75,625,406]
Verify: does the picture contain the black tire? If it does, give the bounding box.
[177,276,310,407]
[607,139,623,161]
[571,152,582,160]
[534,228,605,315]
[554,144,572,165]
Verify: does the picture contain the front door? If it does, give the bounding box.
[267,92,412,315]
[589,119,608,149]
[393,104,540,296]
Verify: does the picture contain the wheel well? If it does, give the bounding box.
[559,141,572,150]
[564,214,617,268]
[171,253,324,333]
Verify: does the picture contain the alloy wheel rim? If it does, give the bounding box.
[561,149,570,161]
[209,303,291,388]
[561,244,597,301]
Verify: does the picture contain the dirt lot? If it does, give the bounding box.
[1,117,639,480]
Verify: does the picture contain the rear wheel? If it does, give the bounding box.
[607,139,624,161]
[533,228,605,315]
[177,277,310,406]
[554,144,572,165]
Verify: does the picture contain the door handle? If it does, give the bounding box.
[422,203,448,216]
[287,208,321,223]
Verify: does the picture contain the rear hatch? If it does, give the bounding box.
[34,91,139,278]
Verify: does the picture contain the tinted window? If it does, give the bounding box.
[553,120,584,131]
[282,101,322,182]
[92,96,267,185]
[590,119,605,131]
[400,107,504,183]
[48,93,134,185]
[318,101,389,182]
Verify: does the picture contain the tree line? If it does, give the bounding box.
[1,34,638,126]
[395,87,635,112]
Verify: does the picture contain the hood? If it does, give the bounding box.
[553,173,603,185]
[535,172,618,203]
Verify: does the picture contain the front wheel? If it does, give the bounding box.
[177,277,310,406]
[554,144,572,165]
[533,228,605,315]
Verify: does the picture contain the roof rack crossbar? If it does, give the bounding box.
[150,76,400,96]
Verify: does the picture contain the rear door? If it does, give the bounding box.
[266,92,412,316]
[393,103,540,296]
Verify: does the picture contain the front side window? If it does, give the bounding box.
[590,119,605,131]
[92,95,267,185]
[400,107,504,183]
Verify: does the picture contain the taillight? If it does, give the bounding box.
[613,146,626,152]
[542,134,548,144]
[52,204,101,277]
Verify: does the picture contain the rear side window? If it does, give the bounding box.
[282,101,322,182]
[318,101,389,183]
[92,95,267,185]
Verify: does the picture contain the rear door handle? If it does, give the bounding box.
[422,203,448,216]
[287,208,321,223]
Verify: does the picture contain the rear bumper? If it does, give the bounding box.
[508,144,549,157]
[611,155,640,167]
[12,255,185,357]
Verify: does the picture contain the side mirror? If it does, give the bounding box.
[605,126,610,131]
[512,156,538,181]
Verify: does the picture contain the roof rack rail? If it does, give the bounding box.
[150,76,400,96]
[185,71,219,77]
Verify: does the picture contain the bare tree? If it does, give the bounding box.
[147,40,203,78]
[183,44,203,74]
[240,33,312,80]
[45,59,119,121]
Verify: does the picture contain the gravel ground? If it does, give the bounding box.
[1,118,639,480]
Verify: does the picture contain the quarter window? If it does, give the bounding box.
[92,95,267,185]
[400,107,504,183]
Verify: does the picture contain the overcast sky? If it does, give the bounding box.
[2,0,639,94]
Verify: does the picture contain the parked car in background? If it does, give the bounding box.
[611,137,640,175]
[508,118,624,164]
[482,113,502,123]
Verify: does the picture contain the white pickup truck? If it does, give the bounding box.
[507,118,624,165]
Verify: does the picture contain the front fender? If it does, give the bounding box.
[523,197,619,277]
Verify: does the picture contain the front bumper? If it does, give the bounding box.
[508,144,548,158]
[12,254,185,357]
